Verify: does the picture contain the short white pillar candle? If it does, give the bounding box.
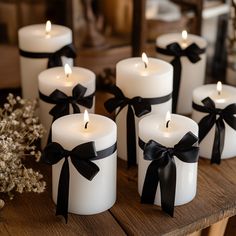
[116,56,173,163]
[38,65,95,147]
[52,113,117,215]
[138,113,199,206]
[156,32,207,114]
[18,22,73,99]
[192,83,236,160]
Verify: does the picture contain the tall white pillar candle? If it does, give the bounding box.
[18,22,73,99]
[52,113,117,215]
[116,57,173,163]
[38,66,95,147]
[156,32,207,114]
[138,114,199,205]
[192,83,236,159]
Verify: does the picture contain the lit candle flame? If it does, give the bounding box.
[142,52,149,69]
[45,20,51,35]
[217,81,222,96]
[84,110,89,129]
[165,111,171,128]
[182,30,188,41]
[64,64,72,78]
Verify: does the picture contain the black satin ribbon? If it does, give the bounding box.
[139,131,199,217]
[192,97,236,164]
[156,42,205,113]
[42,141,117,223]
[19,43,76,68]
[39,83,95,143]
[104,85,172,167]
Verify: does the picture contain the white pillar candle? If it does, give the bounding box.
[192,83,236,159]
[116,56,173,163]
[138,114,199,206]
[156,32,207,114]
[38,65,96,147]
[52,113,117,215]
[18,22,73,99]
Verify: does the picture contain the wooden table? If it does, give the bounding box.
[0,45,236,236]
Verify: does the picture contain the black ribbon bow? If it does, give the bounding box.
[192,97,236,164]
[104,85,172,167]
[42,141,117,223]
[139,131,199,217]
[39,83,94,142]
[19,43,77,68]
[156,42,205,113]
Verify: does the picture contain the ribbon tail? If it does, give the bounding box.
[56,158,70,223]
[127,105,136,167]
[211,119,225,164]
[159,158,176,217]
[171,58,182,113]
[47,128,52,144]
[141,160,159,204]
[72,103,81,114]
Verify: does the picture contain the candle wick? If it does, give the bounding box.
[218,91,221,96]
[144,62,147,69]
[84,122,89,129]
[66,74,69,78]
[166,120,170,128]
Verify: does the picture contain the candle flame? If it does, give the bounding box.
[64,64,72,78]
[165,111,171,128]
[182,30,188,41]
[142,52,149,69]
[84,110,89,129]
[217,81,222,95]
[45,20,51,35]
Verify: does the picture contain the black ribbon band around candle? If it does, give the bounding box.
[138,132,199,217]
[42,141,117,223]
[156,42,206,113]
[19,43,76,68]
[39,83,95,143]
[104,84,172,167]
[192,97,236,164]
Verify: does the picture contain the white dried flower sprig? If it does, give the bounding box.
[0,94,46,200]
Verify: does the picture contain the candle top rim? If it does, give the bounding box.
[117,57,173,77]
[18,24,71,38]
[193,83,236,104]
[38,66,95,78]
[156,33,207,48]
[52,113,116,141]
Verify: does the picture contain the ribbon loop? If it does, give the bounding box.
[192,96,236,164]
[105,85,172,167]
[47,44,77,68]
[139,131,199,216]
[156,42,205,112]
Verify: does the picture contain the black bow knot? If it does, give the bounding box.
[42,141,99,223]
[39,83,94,143]
[139,132,199,217]
[105,85,172,167]
[19,43,77,68]
[157,42,205,112]
[192,97,236,164]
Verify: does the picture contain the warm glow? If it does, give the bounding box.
[165,111,171,128]
[182,30,188,41]
[217,81,222,95]
[142,52,149,69]
[45,20,51,34]
[64,64,72,78]
[84,110,89,129]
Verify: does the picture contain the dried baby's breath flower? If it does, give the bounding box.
[0,94,46,199]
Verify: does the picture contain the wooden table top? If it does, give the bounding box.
[0,45,236,236]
